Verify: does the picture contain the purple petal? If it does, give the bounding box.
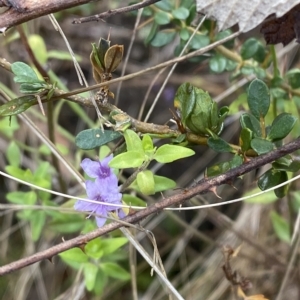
[96,215,107,227]
[81,155,114,179]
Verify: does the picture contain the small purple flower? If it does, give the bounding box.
[75,155,124,227]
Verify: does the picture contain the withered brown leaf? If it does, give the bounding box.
[260,4,300,46]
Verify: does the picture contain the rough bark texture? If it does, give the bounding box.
[0,0,97,32]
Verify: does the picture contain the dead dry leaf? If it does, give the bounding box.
[196,0,300,32]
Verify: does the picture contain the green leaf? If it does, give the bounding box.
[239,128,252,152]
[209,54,227,73]
[154,0,173,11]
[189,34,210,49]
[251,138,273,155]
[145,22,158,45]
[142,134,154,152]
[124,129,143,152]
[94,269,108,295]
[84,238,103,259]
[151,31,176,47]
[285,69,300,89]
[137,170,155,195]
[100,237,128,256]
[30,211,46,241]
[28,34,48,65]
[6,141,21,167]
[109,151,145,168]
[0,95,38,116]
[47,50,82,61]
[84,263,98,291]
[207,137,233,152]
[207,155,243,177]
[154,11,171,25]
[152,175,176,192]
[258,169,288,199]
[75,129,122,150]
[154,144,194,163]
[6,191,37,205]
[49,214,85,234]
[0,116,19,137]
[215,29,234,48]
[273,159,300,172]
[240,113,262,137]
[172,7,189,20]
[270,211,291,243]
[179,28,190,41]
[59,248,88,264]
[122,194,146,207]
[11,61,38,82]
[100,262,130,280]
[267,113,297,141]
[11,62,40,82]
[240,38,265,62]
[247,79,270,120]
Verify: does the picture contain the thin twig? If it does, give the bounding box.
[72,0,161,24]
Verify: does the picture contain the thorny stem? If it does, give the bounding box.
[1,137,300,275]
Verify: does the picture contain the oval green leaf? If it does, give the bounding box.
[124,129,143,152]
[137,170,155,195]
[151,31,176,47]
[154,144,194,163]
[267,113,297,141]
[207,137,233,153]
[75,129,122,150]
[109,151,145,168]
[251,138,273,155]
[247,79,270,120]
[154,11,171,25]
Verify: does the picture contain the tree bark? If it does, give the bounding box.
[0,0,98,32]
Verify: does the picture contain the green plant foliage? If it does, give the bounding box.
[124,129,143,152]
[0,95,38,116]
[267,113,297,141]
[207,137,233,153]
[151,31,176,47]
[270,211,291,243]
[285,69,300,89]
[154,11,171,25]
[100,262,131,280]
[154,144,195,163]
[258,168,288,198]
[209,54,227,73]
[109,151,145,168]
[172,7,189,20]
[174,83,228,136]
[250,138,273,155]
[240,38,266,62]
[6,141,21,167]
[75,129,122,150]
[137,170,155,195]
[247,79,270,120]
[11,62,48,94]
[131,174,176,194]
[122,194,147,207]
[272,156,300,172]
[240,113,262,137]
[84,262,98,291]
[207,155,243,177]
[239,128,252,152]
